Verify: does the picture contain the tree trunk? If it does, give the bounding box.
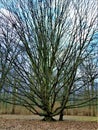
[91,80,96,116]
[42,116,56,121]
[11,104,15,114]
[59,110,64,121]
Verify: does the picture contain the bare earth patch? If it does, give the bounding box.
[0,115,97,130]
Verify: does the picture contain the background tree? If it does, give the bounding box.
[79,33,98,116]
[0,10,21,113]
[0,0,97,121]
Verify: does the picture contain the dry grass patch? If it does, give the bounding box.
[0,118,97,130]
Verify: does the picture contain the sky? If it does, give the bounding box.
[0,3,3,8]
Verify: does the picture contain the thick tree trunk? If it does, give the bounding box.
[42,116,56,121]
[59,110,64,121]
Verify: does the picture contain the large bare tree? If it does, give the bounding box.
[0,0,97,121]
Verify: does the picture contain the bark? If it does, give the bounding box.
[42,116,56,121]
[59,110,64,121]
[11,104,15,114]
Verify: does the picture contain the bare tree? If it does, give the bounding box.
[0,11,21,113]
[79,39,98,116]
[0,0,97,121]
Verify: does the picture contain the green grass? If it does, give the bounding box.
[0,115,97,122]
[62,115,98,122]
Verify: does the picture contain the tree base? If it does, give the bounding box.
[42,116,56,121]
[59,112,64,121]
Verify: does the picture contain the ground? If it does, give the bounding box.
[0,115,97,130]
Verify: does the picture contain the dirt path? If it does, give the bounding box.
[0,115,97,130]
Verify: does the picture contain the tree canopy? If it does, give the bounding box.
[0,0,98,121]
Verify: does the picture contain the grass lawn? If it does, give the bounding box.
[0,114,97,122]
